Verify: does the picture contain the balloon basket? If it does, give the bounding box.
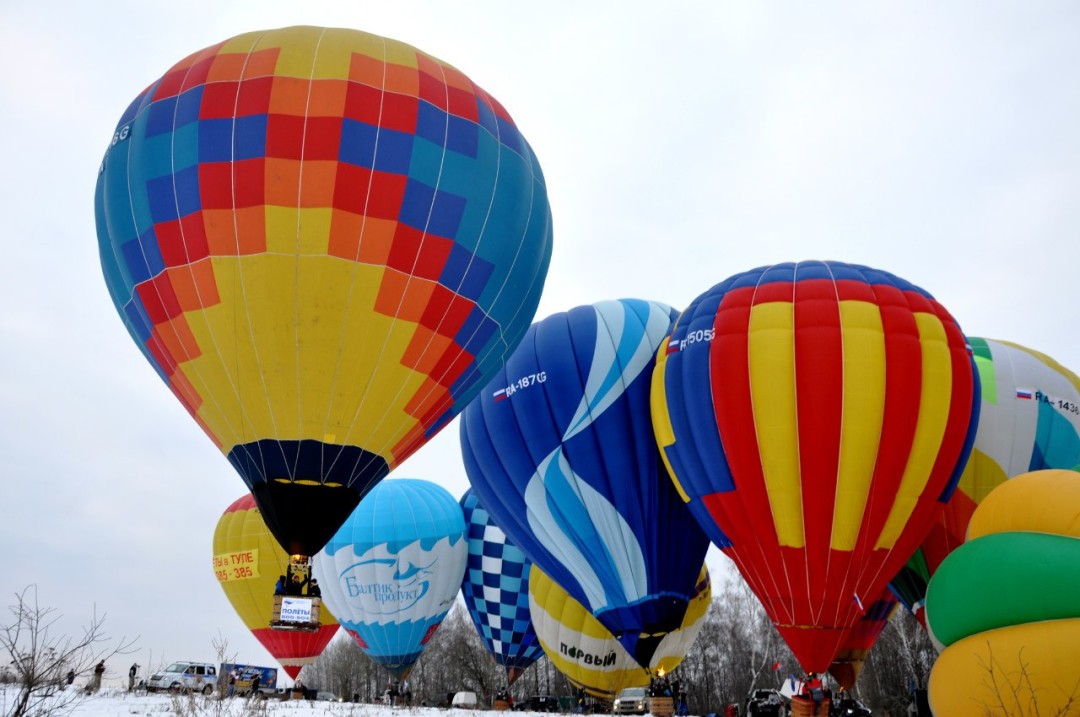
[649,697,674,717]
[270,595,322,632]
[790,696,829,717]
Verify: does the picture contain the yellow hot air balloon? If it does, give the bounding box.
[213,494,339,678]
[527,565,710,699]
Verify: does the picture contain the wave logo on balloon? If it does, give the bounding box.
[563,300,674,442]
[331,540,462,620]
[525,446,647,613]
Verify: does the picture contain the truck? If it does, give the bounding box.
[220,663,279,698]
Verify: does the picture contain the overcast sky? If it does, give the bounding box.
[2,1,1078,677]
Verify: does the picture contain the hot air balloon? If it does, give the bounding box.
[528,564,710,699]
[652,261,979,673]
[95,25,553,601]
[213,494,339,678]
[313,478,467,676]
[826,588,899,690]
[926,470,1080,716]
[460,298,712,668]
[890,337,1080,625]
[460,489,544,685]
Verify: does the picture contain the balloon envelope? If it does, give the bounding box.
[313,478,467,676]
[461,299,712,668]
[213,494,339,678]
[652,261,979,672]
[460,489,544,684]
[926,470,1080,716]
[96,25,553,556]
[890,338,1080,623]
[826,588,899,690]
[528,564,710,699]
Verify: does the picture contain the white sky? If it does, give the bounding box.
[2,0,1078,673]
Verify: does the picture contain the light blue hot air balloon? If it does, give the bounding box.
[460,489,544,684]
[460,299,711,669]
[313,479,467,677]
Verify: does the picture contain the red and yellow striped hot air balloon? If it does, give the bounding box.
[652,260,979,673]
[213,494,339,677]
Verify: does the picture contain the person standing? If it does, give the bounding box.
[91,660,105,693]
[128,664,138,692]
[66,669,75,687]
[802,673,825,717]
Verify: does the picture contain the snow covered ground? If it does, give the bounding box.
[0,687,517,717]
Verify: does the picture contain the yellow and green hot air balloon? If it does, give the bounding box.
[926,470,1080,716]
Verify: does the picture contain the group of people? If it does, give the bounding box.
[649,675,689,716]
[273,572,321,597]
[225,667,262,698]
[495,687,514,708]
[384,678,412,706]
[69,661,141,694]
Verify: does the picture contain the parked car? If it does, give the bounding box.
[315,691,342,702]
[830,698,871,717]
[513,694,561,712]
[746,689,790,717]
[614,687,650,715]
[145,662,218,694]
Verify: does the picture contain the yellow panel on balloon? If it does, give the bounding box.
[528,565,710,699]
[182,254,423,458]
[967,469,1080,540]
[928,617,1080,717]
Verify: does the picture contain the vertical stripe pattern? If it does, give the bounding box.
[651,261,979,673]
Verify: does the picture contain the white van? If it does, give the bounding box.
[452,691,479,709]
[146,661,219,694]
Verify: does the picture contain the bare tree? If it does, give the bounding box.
[677,578,795,713]
[1,585,137,717]
[970,642,1080,717]
[858,608,936,715]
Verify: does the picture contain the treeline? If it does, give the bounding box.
[299,577,935,716]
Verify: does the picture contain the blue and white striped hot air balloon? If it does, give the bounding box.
[460,299,711,669]
[313,479,467,677]
[460,489,544,684]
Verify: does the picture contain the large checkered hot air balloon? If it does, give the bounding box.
[461,299,711,669]
[460,489,543,685]
[95,26,552,573]
[652,261,980,674]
